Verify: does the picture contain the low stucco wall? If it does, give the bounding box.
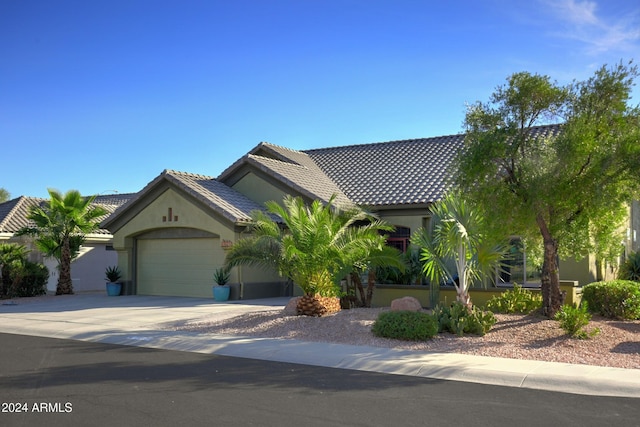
[230,281,290,300]
[371,281,582,308]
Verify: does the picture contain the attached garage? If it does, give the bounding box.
[136,231,225,298]
[102,170,286,300]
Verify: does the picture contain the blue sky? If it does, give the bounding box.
[1,0,638,199]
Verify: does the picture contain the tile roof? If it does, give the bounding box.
[303,124,563,207]
[0,197,42,234]
[21,125,564,234]
[107,170,271,226]
[218,142,353,207]
[304,133,464,207]
[0,193,134,235]
[163,169,272,223]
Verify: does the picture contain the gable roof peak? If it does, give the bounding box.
[256,141,302,153]
[163,169,215,181]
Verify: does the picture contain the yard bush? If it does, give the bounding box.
[432,302,496,336]
[5,261,49,298]
[485,284,542,314]
[581,280,640,320]
[554,303,599,339]
[372,310,439,341]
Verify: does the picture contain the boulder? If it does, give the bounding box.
[390,296,422,312]
[283,297,301,316]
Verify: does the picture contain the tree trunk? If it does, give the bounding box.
[595,259,604,282]
[365,269,376,308]
[456,286,472,309]
[455,247,472,308]
[351,272,366,307]
[57,237,74,295]
[536,214,562,317]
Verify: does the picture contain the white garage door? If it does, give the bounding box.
[137,237,222,298]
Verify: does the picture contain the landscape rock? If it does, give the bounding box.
[283,297,301,316]
[390,296,422,312]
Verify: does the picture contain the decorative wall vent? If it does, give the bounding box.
[162,207,179,222]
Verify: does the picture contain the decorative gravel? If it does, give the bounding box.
[173,307,640,370]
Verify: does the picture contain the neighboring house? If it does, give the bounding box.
[0,194,134,293]
[102,124,640,300]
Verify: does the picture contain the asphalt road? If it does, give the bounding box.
[0,333,638,427]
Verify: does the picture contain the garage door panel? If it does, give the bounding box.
[137,237,223,298]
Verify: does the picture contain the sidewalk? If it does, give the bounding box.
[0,294,638,398]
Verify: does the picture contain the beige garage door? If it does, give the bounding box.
[137,237,222,298]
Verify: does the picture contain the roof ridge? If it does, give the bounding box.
[258,141,304,154]
[163,169,215,180]
[303,123,562,153]
[303,133,465,153]
[248,154,308,169]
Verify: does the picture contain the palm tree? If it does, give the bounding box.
[0,243,29,297]
[411,192,507,308]
[19,189,107,295]
[225,195,403,315]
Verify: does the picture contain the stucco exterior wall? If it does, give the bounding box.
[376,212,429,236]
[559,256,596,287]
[231,172,288,207]
[52,242,118,293]
[111,187,282,297]
[112,188,236,283]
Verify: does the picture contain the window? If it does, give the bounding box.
[499,238,541,286]
[386,226,411,253]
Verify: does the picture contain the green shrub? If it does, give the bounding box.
[582,280,640,320]
[372,310,439,341]
[554,303,600,339]
[376,249,423,285]
[618,251,640,281]
[432,302,496,336]
[7,262,48,298]
[485,284,542,314]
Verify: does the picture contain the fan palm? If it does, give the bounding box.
[225,195,403,314]
[19,189,107,294]
[411,192,507,308]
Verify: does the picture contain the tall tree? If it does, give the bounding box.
[0,188,9,203]
[458,62,640,317]
[225,195,403,314]
[18,189,106,295]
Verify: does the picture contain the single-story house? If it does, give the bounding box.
[0,194,134,293]
[102,124,640,299]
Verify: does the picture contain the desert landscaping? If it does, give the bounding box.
[173,304,640,370]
